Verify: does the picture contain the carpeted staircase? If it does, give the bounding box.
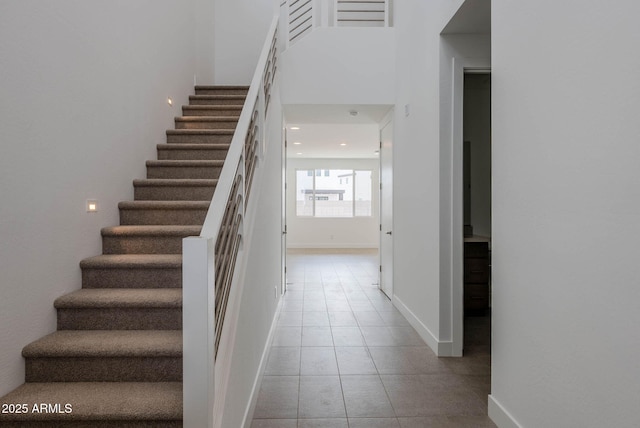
[0,86,248,427]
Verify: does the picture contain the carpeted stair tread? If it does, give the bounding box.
[23,330,181,358]
[101,225,201,254]
[133,178,219,187]
[118,200,209,210]
[166,129,234,136]
[188,94,246,101]
[174,116,240,122]
[101,225,202,237]
[157,143,230,151]
[195,85,249,90]
[55,289,181,309]
[165,129,234,144]
[145,159,224,167]
[0,382,181,422]
[182,105,243,115]
[80,254,182,269]
[132,179,217,201]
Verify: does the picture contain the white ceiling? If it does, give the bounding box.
[284,104,392,159]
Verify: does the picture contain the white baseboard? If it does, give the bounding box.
[241,297,283,428]
[488,395,522,428]
[392,295,455,357]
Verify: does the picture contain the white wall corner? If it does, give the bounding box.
[488,395,523,428]
[393,295,453,357]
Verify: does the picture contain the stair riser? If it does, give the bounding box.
[189,97,244,106]
[102,236,187,255]
[82,267,182,288]
[174,119,238,130]
[120,208,207,226]
[157,148,228,160]
[182,106,242,116]
[58,308,181,330]
[26,357,181,382]
[195,87,248,95]
[166,133,232,144]
[147,165,222,180]
[134,185,215,201]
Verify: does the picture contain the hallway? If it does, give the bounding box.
[251,250,495,427]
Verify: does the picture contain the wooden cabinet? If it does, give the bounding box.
[464,238,490,311]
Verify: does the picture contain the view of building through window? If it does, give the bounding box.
[296,169,372,217]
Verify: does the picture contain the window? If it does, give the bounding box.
[296,169,372,217]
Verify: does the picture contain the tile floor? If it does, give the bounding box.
[251,249,495,428]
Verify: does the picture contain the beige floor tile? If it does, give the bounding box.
[298,376,346,418]
[335,347,377,375]
[341,375,396,418]
[300,347,339,375]
[253,376,299,419]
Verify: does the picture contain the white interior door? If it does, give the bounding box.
[281,130,288,294]
[380,118,394,298]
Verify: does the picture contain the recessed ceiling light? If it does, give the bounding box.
[167,98,173,106]
[340,143,347,146]
[296,152,303,155]
[293,142,302,145]
[290,126,300,130]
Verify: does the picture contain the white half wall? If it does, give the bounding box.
[280,27,396,105]
[219,77,284,428]
[492,0,640,426]
[287,158,379,249]
[0,1,207,396]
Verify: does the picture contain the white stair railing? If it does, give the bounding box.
[334,0,389,27]
[287,0,314,46]
[284,0,391,47]
[182,15,279,428]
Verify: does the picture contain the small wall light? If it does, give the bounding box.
[167,97,173,106]
[86,200,98,213]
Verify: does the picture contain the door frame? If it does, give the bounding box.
[379,108,394,299]
[451,58,491,356]
[281,126,288,295]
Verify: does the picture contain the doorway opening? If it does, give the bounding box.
[462,72,491,353]
[281,105,392,297]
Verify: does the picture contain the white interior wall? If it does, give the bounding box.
[391,0,468,354]
[280,28,396,105]
[491,1,640,426]
[287,158,379,248]
[213,0,277,84]
[0,1,207,396]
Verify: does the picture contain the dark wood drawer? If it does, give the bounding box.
[464,242,489,258]
[464,283,489,309]
[464,257,489,283]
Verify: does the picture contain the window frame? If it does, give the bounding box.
[295,168,372,218]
